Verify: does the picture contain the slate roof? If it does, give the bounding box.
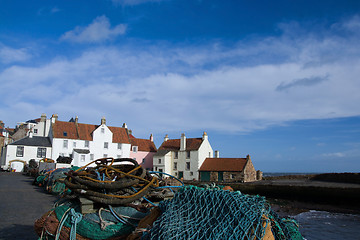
[158,138,203,151]
[52,120,130,144]
[9,136,52,147]
[130,138,157,152]
[199,158,248,172]
[73,149,90,154]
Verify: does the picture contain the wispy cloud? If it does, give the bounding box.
[322,152,346,158]
[0,44,31,64]
[1,15,360,135]
[61,16,126,43]
[276,75,329,91]
[111,0,167,6]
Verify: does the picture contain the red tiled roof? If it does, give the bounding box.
[108,126,130,144]
[158,138,203,151]
[52,121,78,139]
[199,158,248,172]
[130,138,157,152]
[52,121,130,143]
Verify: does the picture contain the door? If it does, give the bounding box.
[178,171,184,179]
[218,172,223,181]
[201,171,210,181]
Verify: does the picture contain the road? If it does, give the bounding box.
[0,172,58,240]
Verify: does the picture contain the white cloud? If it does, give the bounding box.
[61,16,126,43]
[322,152,346,158]
[0,44,31,64]
[1,15,360,136]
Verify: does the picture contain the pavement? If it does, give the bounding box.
[0,172,59,240]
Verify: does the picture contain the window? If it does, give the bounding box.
[85,141,89,148]
[117,155,121,159]
[174,162,177,170]
[158,159,161,164]
[142,158,146,164]
[63,131,67,137]
[158,169,163,173]
[175,172,178,176]
[73,142,76,147]
[190,172,193,176]
[186,162,190,170]
[174,151,178,159]
[186,151,190,159]
[230,174,236,179]
[132,146,138,153]
[117,143,122,150]
[209,152,211,157]
[59,153,65,157]
[101,128,105,133]
[16,146,24,157]
[104,142,108,149]
[37,148,46,158]
[103,154,108,158]
[34,129,38,134]
[90,154,94,161]
[63,140,68,149]
[81,155,85,162]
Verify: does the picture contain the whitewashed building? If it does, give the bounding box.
[49,116,131,167]
[1,133,52,171]
[153,132,213,180]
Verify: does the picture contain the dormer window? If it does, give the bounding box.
[63,131,67,137]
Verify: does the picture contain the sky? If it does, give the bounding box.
[0,0,359,173]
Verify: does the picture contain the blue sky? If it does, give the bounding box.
[1,0,359,172]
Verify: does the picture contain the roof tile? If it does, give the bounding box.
[199,158,248,172]
[158,138,203,151]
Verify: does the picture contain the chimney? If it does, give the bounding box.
[101,116,106,125]
[164,134,169,142]
[122,123,127,129]
[29,130,33,138]
[0,120,4,128]
[202,131,208,141]
[246,154,251,161]
[41,113,46,122]
[150,134,154,142]
[180,133,186,151]
[51,114,58,123]
[75,116,78,124]
[215,150,219,158]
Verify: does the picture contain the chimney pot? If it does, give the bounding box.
[180,133,186,151]
[164,134,169,142]
[215,150,219,158]
[101,116,106,125]
[150,134,154,142]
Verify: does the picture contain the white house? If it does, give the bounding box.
[49,116,132,167]
[153,132,213,180]
[1,133,52,171]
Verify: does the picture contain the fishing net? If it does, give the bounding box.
[269,211,303,240]
[144,186,303,240]
[144,186,271,240]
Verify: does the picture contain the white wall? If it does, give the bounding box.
[3,144,52,170]
[51,124,131,166]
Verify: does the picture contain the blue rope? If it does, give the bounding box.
[55,208,82,240]
[148,171,184,188]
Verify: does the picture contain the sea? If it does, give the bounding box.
[294,210,360,240]
[263,172,360,240]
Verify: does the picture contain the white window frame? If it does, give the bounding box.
[63,140,68,149]
[37,147,46,158]
[85,141,89,148]
[104,142,109,149]
[132,146,138,153]
[16,146,24,157]
[117,143,122,150]
[81,155,85,162]
[186,162,190,170]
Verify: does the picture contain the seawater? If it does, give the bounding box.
[294,210,360,240]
